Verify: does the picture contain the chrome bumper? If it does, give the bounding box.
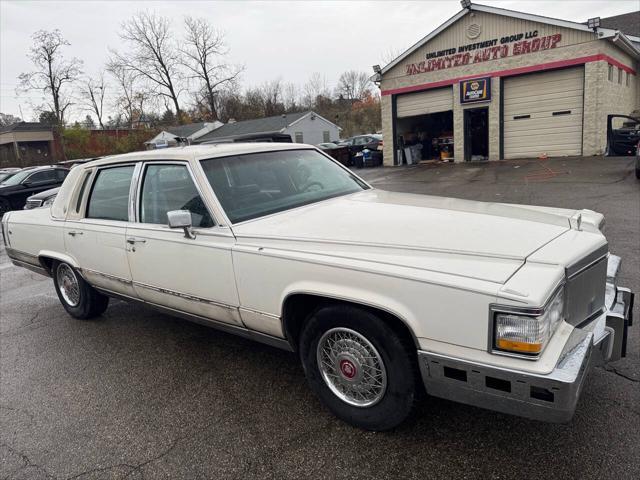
[418,256,634,423]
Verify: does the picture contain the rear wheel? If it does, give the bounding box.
[52,261,109,319]
[299,304,418,431]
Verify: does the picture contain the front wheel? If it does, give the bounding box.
[52,261,109,319]
[299,305,418,431]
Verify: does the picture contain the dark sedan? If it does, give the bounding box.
[0,166,69,217]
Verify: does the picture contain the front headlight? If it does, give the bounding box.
[42,196,56,207]
[492,286,565,357]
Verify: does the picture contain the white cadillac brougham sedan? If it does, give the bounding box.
[2,144,634,430]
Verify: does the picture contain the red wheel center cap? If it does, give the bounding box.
[340,359,357,379]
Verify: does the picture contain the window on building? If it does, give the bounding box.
[139,164,213,227]
[323,131,330,142]
[294,132,304,143]
[608,64,613,81]
[626,72,631,87]
[87,165,134,221]
[618,67,623,84]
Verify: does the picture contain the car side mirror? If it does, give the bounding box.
[167,210,196,239]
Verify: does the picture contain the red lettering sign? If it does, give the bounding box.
[405,34,562,75]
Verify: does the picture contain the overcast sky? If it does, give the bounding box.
[1,0,637,122]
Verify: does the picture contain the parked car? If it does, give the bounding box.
[24,186,61,209]
[636,139,640,179]
[0,167,22,183]
[340,134,384,167]
[606,114,640,156]
[0,165,69,217]
[317,142,351,166]
[2,145,633,431]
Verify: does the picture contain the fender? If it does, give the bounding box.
[37,250,81,274]
[280,281,421,348]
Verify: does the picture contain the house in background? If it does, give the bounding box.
[194,111,342,145]
[0,122,55,168]
[144,121,223,149]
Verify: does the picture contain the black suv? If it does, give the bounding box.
[0,166,69,217]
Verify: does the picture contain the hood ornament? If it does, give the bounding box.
[570,213,583,231]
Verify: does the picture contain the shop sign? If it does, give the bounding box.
[460,77,491,103]
[405,31,562,76]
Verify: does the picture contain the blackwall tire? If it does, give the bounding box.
[299,304,418,431]
[52,261,109,320]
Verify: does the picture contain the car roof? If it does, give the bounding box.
[82,143,317,168]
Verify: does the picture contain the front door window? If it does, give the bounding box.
[139,164,213,227]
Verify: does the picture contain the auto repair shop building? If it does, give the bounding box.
[377,2,640,165]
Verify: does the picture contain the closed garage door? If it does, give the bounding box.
[503,67,584,159]
[397,87,453,118]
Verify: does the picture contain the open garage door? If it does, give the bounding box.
[503,67,584,159]
[395,87,454,164]
[397,87,453,118]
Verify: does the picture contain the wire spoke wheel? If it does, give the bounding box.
[56,264,80,307]
[316,327,387,407]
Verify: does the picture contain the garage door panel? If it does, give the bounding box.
[505,132,582,147]
[504,122,582,136]
[504,94,583,113]
[504,115,582,130]
[397,87,453,118]
[503,67,584,159]
[504,89,583,108]
[505,102,583,117]
[503,75,583,94]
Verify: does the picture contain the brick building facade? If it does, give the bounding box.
[377,3,639,165]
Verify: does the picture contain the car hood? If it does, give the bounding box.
[232,190,592,284]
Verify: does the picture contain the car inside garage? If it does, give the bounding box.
[503,67,585,159]
[395,87,454,164]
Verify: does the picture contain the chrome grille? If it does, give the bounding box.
[24,199,42,210]
[565,247,608,326]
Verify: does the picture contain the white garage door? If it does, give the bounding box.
[397,87,453,118]
[503,67,584,159]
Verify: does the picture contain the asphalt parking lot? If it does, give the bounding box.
[1,155,638,480]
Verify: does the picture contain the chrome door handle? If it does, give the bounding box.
[67,231,83,236]
[126,237,146,244]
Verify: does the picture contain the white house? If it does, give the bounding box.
[194,111,342,145]
[145,121,223,149]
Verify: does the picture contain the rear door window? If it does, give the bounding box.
[86,166,134,221]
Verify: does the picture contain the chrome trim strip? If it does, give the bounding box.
[128,162,143,222]
[94,287,294,352]
[10,259,49,277]
[79,268,133,285]
[131,280,236,310]
[566,244,609,279]
[239,306,280,320]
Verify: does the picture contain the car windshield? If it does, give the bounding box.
[0,172,16,183]
[200,149,368,223]
[0,169,32,186]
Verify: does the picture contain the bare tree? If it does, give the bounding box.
[336,71,372,102]
[0,113,22,127]
[282,82,299,112]
[111,12,184,122]
[302,72,330,109]
[182,16,243,121]
[18,29,83,125]
[106,60,136,128]
[259,79,285,116]
[79,73,107,129]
